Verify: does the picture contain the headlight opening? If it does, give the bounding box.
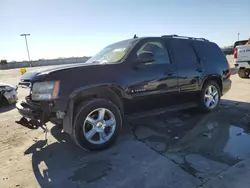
[32,81,60,100]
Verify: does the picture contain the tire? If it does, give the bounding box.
[198,81,221,112]
[71,98,122,150]
[238,68,249,78]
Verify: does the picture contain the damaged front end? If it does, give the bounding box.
[16,80,66,131]
[16,95,52,131]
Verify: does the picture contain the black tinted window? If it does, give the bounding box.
[137,41,170,64]
[168,39,197,65]
[192,41,226,63]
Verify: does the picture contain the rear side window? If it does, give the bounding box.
[192,41,226,64]
[168,39,197,65]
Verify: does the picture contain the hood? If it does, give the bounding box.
[0,83,14,87]
[20,62,98,82]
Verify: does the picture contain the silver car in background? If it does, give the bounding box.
[0,83,18,107]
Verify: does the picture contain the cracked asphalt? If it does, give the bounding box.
[1,56,250,188]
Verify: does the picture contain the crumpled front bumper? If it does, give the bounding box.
[15,100,51,131]
[16,96,71,133]
[16,96,53,123]
[16,101,41,120]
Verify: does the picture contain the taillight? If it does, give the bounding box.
[234,47,238,59]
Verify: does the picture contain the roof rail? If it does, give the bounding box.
[161,34,178,37]
[161,34,209,41]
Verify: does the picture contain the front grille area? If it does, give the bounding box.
[19,79,32,88]
[17,81,32,101]
[18,81,32,88]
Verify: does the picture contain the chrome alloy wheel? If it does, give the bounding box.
[204,85,219,109]
[83,108,116,144]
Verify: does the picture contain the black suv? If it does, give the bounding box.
[16,35,232,150]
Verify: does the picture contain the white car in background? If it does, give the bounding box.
[234,39,250,78]
[0,83,18,107]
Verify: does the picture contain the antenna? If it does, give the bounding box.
[133,34,138,39]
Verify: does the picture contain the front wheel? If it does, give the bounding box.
[199,81,221,112]
[71,99,122,150]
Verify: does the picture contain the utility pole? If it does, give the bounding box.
[20,34,31,64]
[237,33,240,41]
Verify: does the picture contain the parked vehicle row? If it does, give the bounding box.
[16,35,231,150]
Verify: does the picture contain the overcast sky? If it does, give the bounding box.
[1,0,250,61]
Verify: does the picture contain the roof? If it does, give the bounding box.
[132,35,209,42]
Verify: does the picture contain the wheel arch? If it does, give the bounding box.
[201,75,222,93]
[63,84,125,134]
[71,84,125,113]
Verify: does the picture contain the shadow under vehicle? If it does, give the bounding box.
[24,99,250,187]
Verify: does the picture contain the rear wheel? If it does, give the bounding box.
[238,68,250,78]
[71,98,122,150]
[199,81,221,112]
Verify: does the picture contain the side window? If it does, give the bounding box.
[137,41,170,64]
[193,41,227,65]
[169,39,197,65]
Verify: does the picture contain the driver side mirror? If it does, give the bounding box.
[138,52,155,64]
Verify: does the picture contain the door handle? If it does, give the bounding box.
[196,68,205,73]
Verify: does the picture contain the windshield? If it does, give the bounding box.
[85,39,138,64]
